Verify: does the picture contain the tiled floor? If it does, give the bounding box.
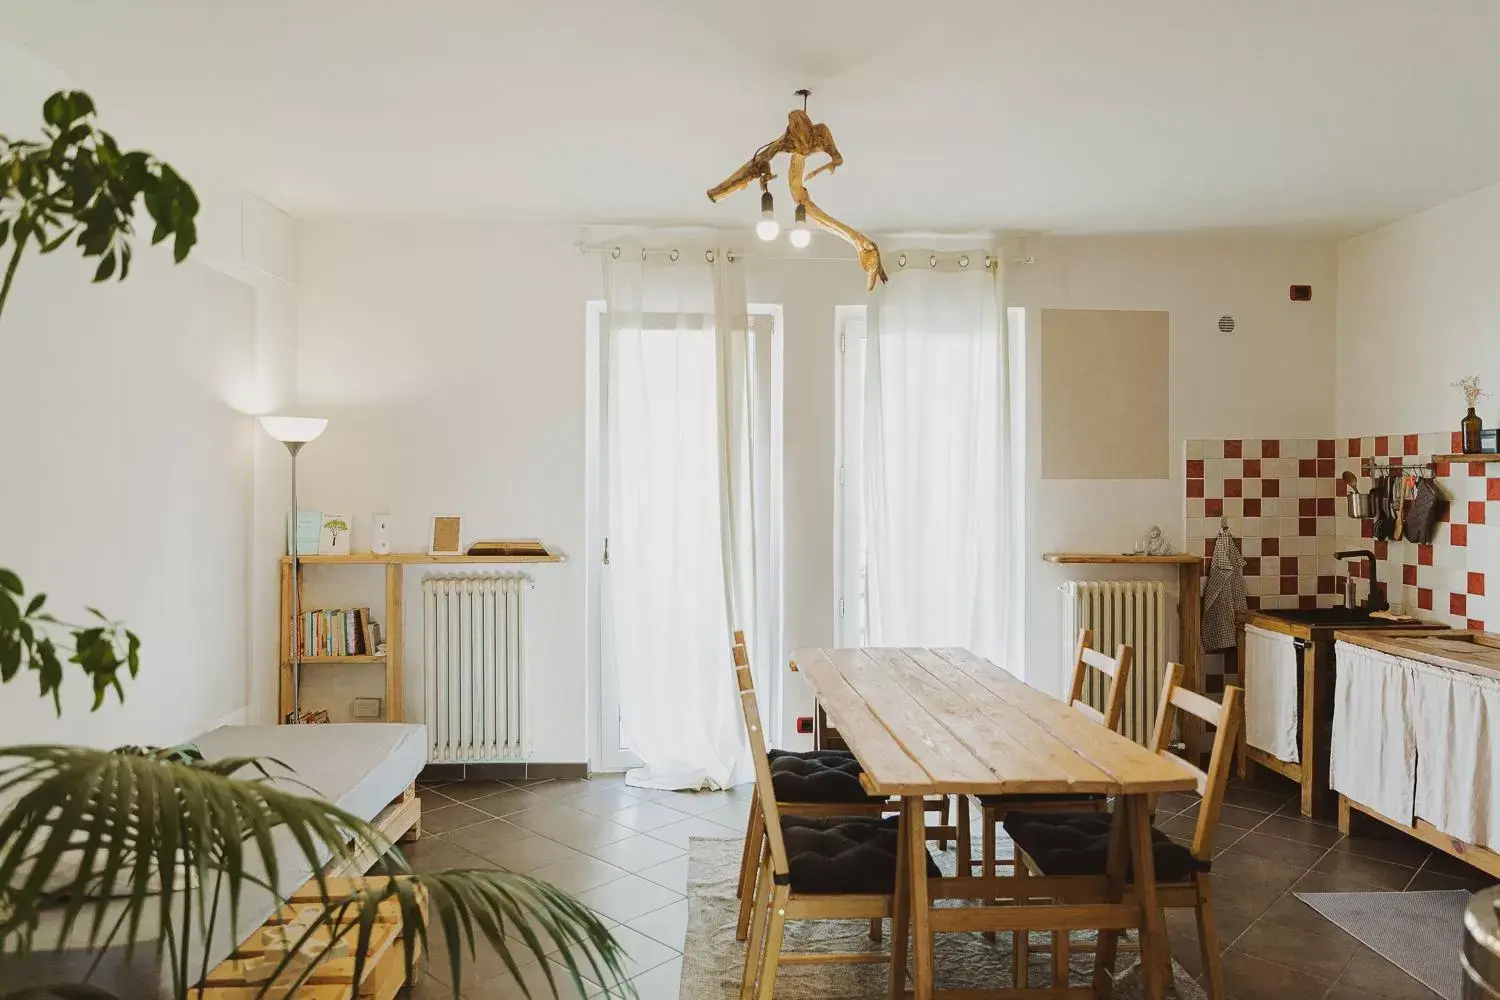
[404,773,750,998]
[405,771,1495,1000]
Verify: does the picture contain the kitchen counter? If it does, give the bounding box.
[1333,628,1500,680]
[1330,628,1500,880]
[1236,609,1443,817]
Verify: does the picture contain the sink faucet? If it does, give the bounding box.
[1335,549,1388,613]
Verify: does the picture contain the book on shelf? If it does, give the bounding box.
[466,538,550,557]
[296,607,376,657]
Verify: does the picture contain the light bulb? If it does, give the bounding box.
[789,204,811,248]
[757,189,779,241]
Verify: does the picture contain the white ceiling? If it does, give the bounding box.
[5,1,1500,235]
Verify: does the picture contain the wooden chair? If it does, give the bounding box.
[736,682,935,1000]
[1004,663,1243,998]
[731,635,888,943]
[963,629,1132,951]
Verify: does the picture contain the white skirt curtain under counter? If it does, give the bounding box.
[601,243,758,791]
[1409,660,1500,849]
[1241,625,1300,764]
[1330,641,1417,825]
[861,250,1015,668]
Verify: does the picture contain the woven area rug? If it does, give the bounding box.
[680,836,1205,999]
[1296,889,1470,1000]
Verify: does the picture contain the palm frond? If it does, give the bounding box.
[0,746,632,999]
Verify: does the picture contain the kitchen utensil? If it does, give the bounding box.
[1347,491,1375,518]
[1342,470,1359,495]
[1392,472,1408,540]
[1372,474,1395,540]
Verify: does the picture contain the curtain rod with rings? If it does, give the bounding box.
[574,244,1034,268]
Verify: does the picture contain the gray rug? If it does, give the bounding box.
[1297,890,1470,1000]
[681,836,1205,999]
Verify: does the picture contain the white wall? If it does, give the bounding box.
[293,222,592,757]
[1014,235,1339,693]
[0,37,296,746]
[1337,178,1500,438]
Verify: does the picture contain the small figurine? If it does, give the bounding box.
[1134,525,1173,556]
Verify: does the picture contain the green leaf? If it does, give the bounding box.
[0,218,9,246]
[0,569,22,594]
[41,90,95,128]
[92,252,116,282]
[24,593,44,615]
[172,219,196,263]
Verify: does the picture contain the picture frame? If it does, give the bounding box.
[429,514,464,556]
[319,513,352,555]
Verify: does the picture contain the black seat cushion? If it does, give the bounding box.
[768,753,883,804]
[1003,811,1208,884]
[977,792,1107,808]
[767,748,857,763]
[780,815,941,894]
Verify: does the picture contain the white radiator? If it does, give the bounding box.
[422,574,527,762]
[1060,580,1168,745]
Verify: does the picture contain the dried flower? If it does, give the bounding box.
[1453,375,1487,408]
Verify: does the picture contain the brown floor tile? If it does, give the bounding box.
[437,779,517,802]
[1311,851,1420,891]
[1224,831,1331,869]
[584,833,686,871]
[420,802,492,835]
[1221,783,1296,815]
[1291,869,1397,895]
[1219,948,1336,1000]
[1178,801,1277,830]
[398,835,492,874]
[1228,896,1360,979]
[1418,847,1500,882]
[507,804,636,851]
[1211,851,1310,893]
[441,817,535,857]
[1252,812,1345,848]
[1336,947,1441,1000]
[1333,830,1432,868]
[467,784,546,818]
[1155,791,1200,816]
[1206,872,1292,926]
[1405,867,1495,892]
[415,785,454,809]
[1324,986,1390,1000]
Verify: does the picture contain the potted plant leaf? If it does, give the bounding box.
[0,93,630,998]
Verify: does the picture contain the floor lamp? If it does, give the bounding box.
[259,415,328,724]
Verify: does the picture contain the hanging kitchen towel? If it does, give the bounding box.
[1402,476,1443,544]
[1410,661,1500,849]
[1331,640,1417,825]
[1242,624,1300,763]
[1200,528,1246,652]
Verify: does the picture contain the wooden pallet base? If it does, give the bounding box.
[327,784,422,878]
[1339,795,1500,880]
[197,876,428,1000]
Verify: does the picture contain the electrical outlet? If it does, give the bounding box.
[796,716,814,735]
[352,697,383,719]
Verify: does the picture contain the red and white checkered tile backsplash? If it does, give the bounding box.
[1186,432,1495,632]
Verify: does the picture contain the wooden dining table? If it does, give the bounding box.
[790,646,1199,1000]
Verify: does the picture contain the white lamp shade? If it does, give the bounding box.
[259,415,328,443]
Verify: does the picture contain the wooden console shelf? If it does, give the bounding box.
[279,552,562,565]
[1043,552,1201,565]
[1435,454,1500,464]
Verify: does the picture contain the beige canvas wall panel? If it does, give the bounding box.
[1041,309,1170,479]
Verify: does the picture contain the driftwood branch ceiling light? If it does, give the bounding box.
[707,89,887,291]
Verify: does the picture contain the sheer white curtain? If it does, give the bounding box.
[603,246,757,790]
[862,253,1014,667]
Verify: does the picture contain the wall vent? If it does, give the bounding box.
[1217,315,1236,335]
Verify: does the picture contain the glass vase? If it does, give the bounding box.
[1462,406,1483,454]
